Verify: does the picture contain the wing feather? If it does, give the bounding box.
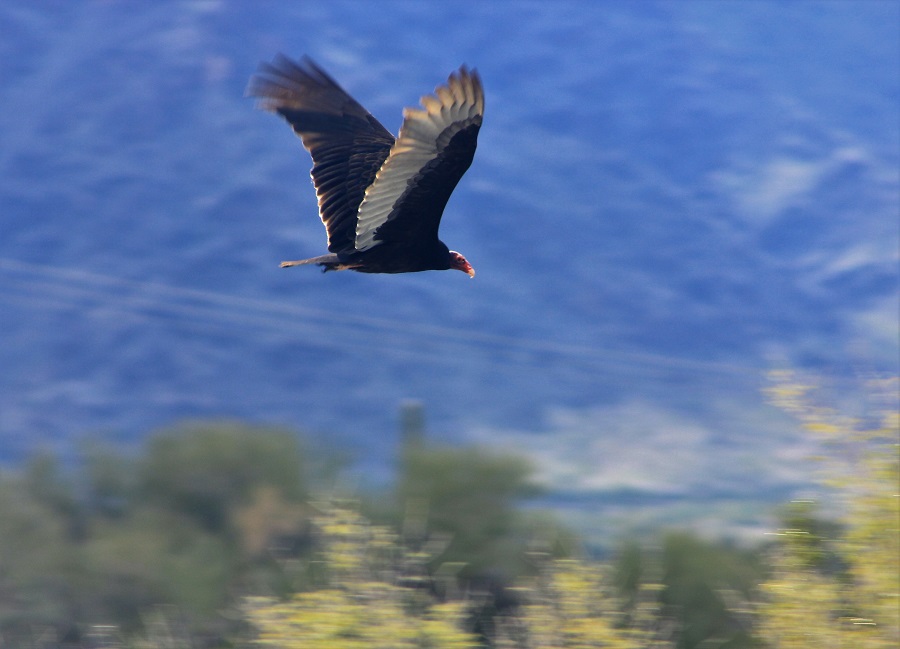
[354,66,484,252]
[246,55,395,253]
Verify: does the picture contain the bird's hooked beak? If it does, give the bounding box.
[449,251,475,278]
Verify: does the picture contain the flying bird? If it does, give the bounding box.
[247,55,483,277]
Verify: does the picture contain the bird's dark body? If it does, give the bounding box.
[334,241,453,274]
[247,55,482,277]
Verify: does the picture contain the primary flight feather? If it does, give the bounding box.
[247,55,483,277]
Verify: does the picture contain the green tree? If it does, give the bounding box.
[23,451,85,538]
[0,422,319,646]
[75,508,233,636]
[125,422,316,635]
[0,474,76,644]
[658,533,761,649]
[138,421,309,536]
[394,444,542,579]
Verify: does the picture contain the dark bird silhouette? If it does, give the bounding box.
[247,55,483,277]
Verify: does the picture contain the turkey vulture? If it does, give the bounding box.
[247,55,483,277]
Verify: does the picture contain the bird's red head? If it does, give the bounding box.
[449,251,475,278]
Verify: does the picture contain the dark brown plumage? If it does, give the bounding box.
[247,55,483,277]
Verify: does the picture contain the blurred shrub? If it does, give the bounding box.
[510,557,670,649]
[657,533,762,648]
[246,505,672,649]
[2,375,894,648]
[247,506,479,648]
[139,421,309,535]
[393,443,545,579]
[758,373,899,648]
[0,471,77,643]
[0,422,316,646]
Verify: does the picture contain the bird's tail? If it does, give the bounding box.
[280,253,345,272]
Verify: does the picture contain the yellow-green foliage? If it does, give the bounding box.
[509,559,667,649]
[246,507,672,649]
[246,507,479,648]
[759,373,900,648]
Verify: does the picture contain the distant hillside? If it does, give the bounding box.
[1,1,897,541]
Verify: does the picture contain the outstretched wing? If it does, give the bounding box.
[246,55,395,253]
[354,66,484,252]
